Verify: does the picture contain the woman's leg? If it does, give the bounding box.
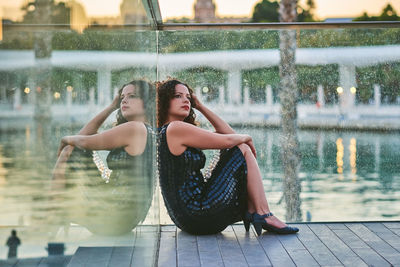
[238,144,287,228]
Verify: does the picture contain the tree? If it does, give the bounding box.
[21,0,70,24]
[298,0,316,22]
[252,0,279,22]
[252,0,316,22]
[354,4,400,21]
[380,4,399,20]
[278,0,302,221]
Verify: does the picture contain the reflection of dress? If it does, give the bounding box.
[67,123,154,235]
[158,124,248,235]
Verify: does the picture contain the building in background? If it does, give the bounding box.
[194,0,216,22]
[66,0,89,33]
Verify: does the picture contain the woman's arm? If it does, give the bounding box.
[57,121,147,156]
[166,121,252,156]
[193,94,235,135]
[77,94,120,135]
[192,95,256,157]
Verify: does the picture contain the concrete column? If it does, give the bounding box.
[89,87,95,110]
[338,64,356,110]
[97,69,111,106]
[195,87,202,103]
[27,75,35,105]
[113,87,119,99]
[317,85,325,107]
[13,88,21,110]
[218,86,225,105]
[374,84,381,108]
[266,84,273,107]
[244,86,250,107]
[0,86,5,104]
[66,88,72,111]
[227,69,241,105]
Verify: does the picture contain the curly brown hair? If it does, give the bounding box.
[116,80,155,126]
[156,78,197,127]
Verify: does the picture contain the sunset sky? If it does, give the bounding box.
[1,0,400,21]
[159,0,400,20]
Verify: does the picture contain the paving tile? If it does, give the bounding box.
[347,223,400,266]
[333,228,390,267]
[217,227,248,267]
[294,224,343,266]
[158,231,177,267]
[308,224,367,266]
[232,225,271,267]
[176,230,201,267]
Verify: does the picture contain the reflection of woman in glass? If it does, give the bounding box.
[53,80,154,235]
[157,79,298,236]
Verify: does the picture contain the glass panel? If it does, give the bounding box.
[0,0,158,265]
[157,28,400,223]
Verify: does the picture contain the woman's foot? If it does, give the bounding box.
[243,211,254,231]
[252,212,299,236]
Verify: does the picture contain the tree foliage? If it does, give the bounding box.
[21,0,70,24]
[354,4,400,21]
[252,0,316,22]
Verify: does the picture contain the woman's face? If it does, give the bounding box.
[167,84,191,122]
[120,84,145,121]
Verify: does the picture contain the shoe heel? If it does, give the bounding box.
[253,222,262,236]
[244,220,250,231]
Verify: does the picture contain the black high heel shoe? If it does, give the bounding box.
[243,212,254,232]
[253,212,299,236]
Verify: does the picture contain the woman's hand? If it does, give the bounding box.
[241,134,257,158]
[57,136,71,157]
[246,139,257,158]
[191,94,203,110]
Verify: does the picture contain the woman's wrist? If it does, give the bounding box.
[195,103,205,112]
[107,104,118,112]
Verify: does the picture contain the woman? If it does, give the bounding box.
[157,79,298,236]
[53,80,155,235]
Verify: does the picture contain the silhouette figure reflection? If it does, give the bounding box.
[6,230,21,259]
[53,80,155,235]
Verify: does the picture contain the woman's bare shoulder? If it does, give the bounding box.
[167,121,198,134]
[115,121,147,134]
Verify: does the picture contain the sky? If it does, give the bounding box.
[159,0,400,20]
[1,0,400,20]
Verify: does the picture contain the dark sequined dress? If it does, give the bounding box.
[157,123,248,235]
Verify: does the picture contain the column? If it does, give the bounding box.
[374,84,381,108]
[244,86,249,107]
[317,85,325,107]
[27,75,35,106]
[266,84,273,107]
[66,87,72,111]
[113,87,119,99]
[338,64,356,111]
[195,87,202,103]
[97,69,111,106]
[89,87,95,112]
[227,69,241,105]
[218,86,225,105]
[13,88,21,110]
